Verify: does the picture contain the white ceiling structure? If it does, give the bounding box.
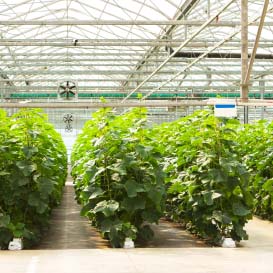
[0,0,273,104]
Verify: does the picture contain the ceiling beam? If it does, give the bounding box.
[0,69,269,75]
[0,39,221,47]
[1,56,273,63]
[2,86,273,91]
[0,19,270,26]
[2,78,273,83]
[0,53,159,57]
[1,99,273,109]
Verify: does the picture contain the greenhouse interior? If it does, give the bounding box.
[0,0,273,272]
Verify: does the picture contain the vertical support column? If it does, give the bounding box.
[0,85,3,102]
[207,0,211,18]
[0,83,7,102]
[207,68,212,86]
[184,15,188,39]
[241,0,248,123]
[260,77,265,119]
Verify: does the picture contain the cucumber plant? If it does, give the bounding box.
[71,108,166,247]
[0,109,67,249]
[237,121,273,221]
[150,110,253,244]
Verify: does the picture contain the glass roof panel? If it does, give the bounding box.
[0,0,272,98]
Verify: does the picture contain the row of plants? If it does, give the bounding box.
[236,121,273,221]
[0,109,67,249]
[71,107,272,247]
[149,110,253,244]
[71,108,166,247]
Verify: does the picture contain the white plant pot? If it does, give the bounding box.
[221,237,236,248]
[123,237,135,249]
[8,238,23,250]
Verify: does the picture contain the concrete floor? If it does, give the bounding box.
[0,182,272,273]
[37,182,109,249]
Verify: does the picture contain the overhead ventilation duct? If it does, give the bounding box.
[165,46,273,59]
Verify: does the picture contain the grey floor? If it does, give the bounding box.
[1,181,272,273]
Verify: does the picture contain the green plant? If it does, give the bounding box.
[237,121,273,221]
[150,110,253,244]
[71,108,166,247]
[0,109,67,249]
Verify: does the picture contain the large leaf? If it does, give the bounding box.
[208,168,226,183]
[121,197,146,212]
[232,201,251,216]
[28,193,40,207]
[18,177,31,186]
[167,181,184,194]
[100,219,121,233]
[124,180,144,198]
[22,146,38,159]
[0,214,10,228]
[16,160,37,176]
[89,188,104,200]
[203,191,222,206]
[39,177,54,196]
[93,200,119,217]
[148,189,164,208]
[0,171,10,176]
[80,203,94,216]
[212,210,232,224]
[263,179,273,192]
[28,193,48,214]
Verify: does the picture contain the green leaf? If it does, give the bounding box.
[232,201,251,216]
[203,191,221,206]
[100,219,121,233]
[0,215,10,228]
[124,180,144,198]
[137,93,143,99]
[121,197,146,212]
[39,177,54,196]
[212,211,232,224]
[80,203,94,216]
[36,201,48,214]
[93,200,119,217]
[168,182,184,194]
[89,188,104,200]
[16,160,37,176]
[148,189,164,207]
[233,224,248,240]
[0,171,10,176]
[22,146,38,159]
[208,168,226,183]
[28,193,48,214]
[263,179,273,192]
[141,210,161,223]
[138,225,154,241]
[108,226,123,248]
[28,193,40,207]
[203,191,213,206]
[212,192,222,199]
[18,177,30,186]
[0,228,13,246]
